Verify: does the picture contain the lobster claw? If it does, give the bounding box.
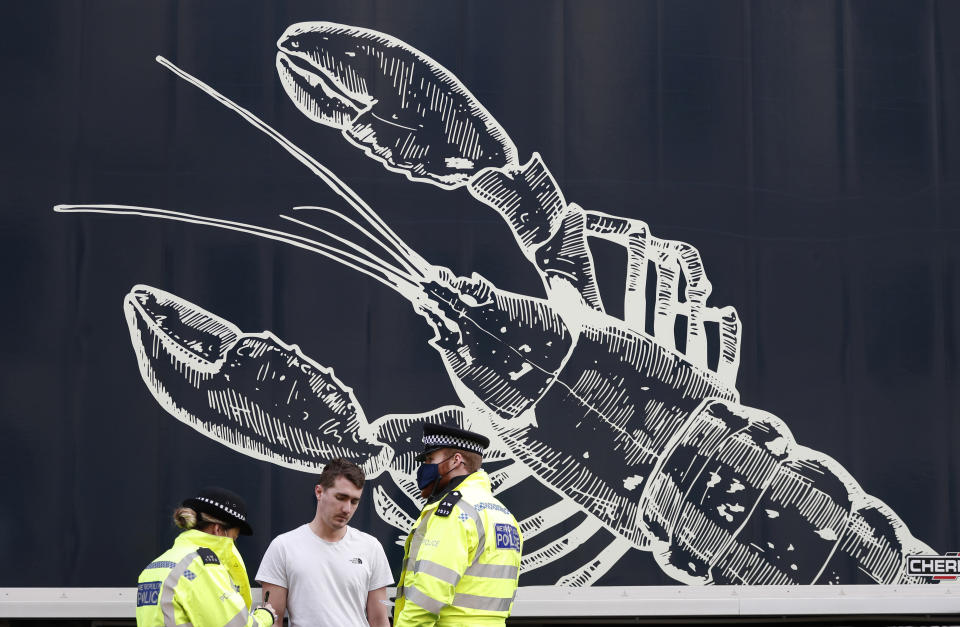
[276,22,519,188]
[124,284,392,476]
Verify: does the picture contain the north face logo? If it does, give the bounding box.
[350,557,363,564]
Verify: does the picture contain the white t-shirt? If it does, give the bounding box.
[256,524,393,627]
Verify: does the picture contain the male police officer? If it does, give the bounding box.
[393,424,523,627]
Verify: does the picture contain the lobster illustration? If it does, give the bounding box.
[56,22,934,586]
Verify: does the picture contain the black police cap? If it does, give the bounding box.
[416,423,491,462]
[182,486,253,536]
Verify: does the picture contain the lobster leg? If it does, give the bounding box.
[582,211,741,385]
[472,159,742,386]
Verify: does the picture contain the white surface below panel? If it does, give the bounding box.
[513,585,960,617]
[1,585,959,618]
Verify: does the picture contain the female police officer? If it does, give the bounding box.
[136,487,277,627]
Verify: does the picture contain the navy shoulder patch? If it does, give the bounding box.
[495,523,521,552]
[137,581,161,607]
[436,490,462,517]
[196,547,220,565]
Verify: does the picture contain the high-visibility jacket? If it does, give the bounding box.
[136,529,273,627]
[394,470,522,627]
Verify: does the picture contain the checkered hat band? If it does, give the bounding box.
[423,434,485,454]
[195,496,245,522]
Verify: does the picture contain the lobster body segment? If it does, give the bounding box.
[457,297,740,547]
[415,274,576,420]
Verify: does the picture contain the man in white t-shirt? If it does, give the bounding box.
[256,459,392,627]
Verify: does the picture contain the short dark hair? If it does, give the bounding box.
[318,458,365,490]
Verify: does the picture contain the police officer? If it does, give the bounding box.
[394,424,523,626]
[136,487,277,627]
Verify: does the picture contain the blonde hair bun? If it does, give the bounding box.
[173,506,199,530]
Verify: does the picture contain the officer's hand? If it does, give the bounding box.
[254,602,277,625]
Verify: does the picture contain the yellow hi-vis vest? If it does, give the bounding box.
[136,529,273,627]
[394,470,522,627]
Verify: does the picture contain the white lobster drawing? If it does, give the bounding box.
[56,22,935,586]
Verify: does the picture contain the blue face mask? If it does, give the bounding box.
[416,454,457,490]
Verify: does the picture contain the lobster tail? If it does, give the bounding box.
[639,399,934,584]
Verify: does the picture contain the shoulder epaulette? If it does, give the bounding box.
[196,547,220,565]
[436,490,462,517]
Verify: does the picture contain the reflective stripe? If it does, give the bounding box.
[146,560,178,570]
[398,509,435,597]
[175,623,193,627]
[159,551,199,627]
[464,563,519,579]
[225,606,250,627]
[408,509,435,558]
[403,583,446,615]
[452,591,514,612]
[456,500,485,565]
[413,559,461,586]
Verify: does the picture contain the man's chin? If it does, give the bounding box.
[420,478,444,500]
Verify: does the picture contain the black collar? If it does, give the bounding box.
[427,473,470,504]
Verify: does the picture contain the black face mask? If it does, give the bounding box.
[416,454,459,490]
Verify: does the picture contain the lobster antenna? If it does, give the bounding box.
[154,56,430,278]
[279,213,418,283]
[53,204,419,296]
[289,206,424,279]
